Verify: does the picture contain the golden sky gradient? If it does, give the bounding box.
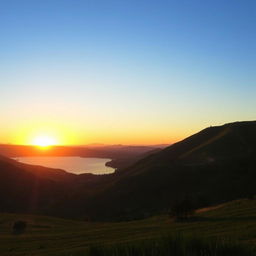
[1,1,255,146]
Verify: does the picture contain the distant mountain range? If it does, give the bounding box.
[0,121,256,220]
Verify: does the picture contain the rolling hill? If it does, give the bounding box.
[0,199,256,255]
[80,121,256,220]
[0,121,256,220]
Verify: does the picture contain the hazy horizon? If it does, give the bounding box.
[1,120,256,147]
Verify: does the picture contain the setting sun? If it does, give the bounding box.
[32,135,58,148]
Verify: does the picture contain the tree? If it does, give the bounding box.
[169,198,195,220]
[12,221,27,234]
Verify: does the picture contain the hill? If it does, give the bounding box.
[81,121,256,220]
[0,121,256,220]
[0,155,108,216]
[0,199,256,255]
[0,157,73,214]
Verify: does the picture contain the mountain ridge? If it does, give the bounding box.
[81,121,256,220]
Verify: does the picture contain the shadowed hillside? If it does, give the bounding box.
[0,156,105,215]
[0,121,256,220]
[81,121,256,220]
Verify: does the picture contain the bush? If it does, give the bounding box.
[12,221,27,235]
[169,198,195,220]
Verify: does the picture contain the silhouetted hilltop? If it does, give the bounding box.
[82,121,256,220]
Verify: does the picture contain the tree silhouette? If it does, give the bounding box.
[12,221,27,235]
[169,198,195,220]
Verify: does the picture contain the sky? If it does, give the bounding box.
[0,0,255,145]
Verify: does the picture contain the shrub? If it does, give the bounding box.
[12,221,27,235]
[169,198,195,220]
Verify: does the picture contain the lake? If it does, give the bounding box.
[14,156,115,175]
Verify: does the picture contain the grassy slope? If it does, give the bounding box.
[1,199,256,256]
[84,121,256,220]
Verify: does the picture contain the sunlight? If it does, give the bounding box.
[32,135,58,148]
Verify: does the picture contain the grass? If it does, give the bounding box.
[1,199,256,255]
[88,236,255,256]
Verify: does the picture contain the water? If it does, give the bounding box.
[14,156,115,175]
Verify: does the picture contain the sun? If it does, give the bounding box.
[32,135,58,148]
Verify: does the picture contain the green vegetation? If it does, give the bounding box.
[88,236,254,256]
[1,199,256,255]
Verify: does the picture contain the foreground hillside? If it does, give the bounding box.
[0,199,256,256]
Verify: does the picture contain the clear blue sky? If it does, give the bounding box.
[0,0,255,145]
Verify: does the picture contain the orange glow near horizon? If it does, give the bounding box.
[31,135,59,148]
[6,127,187,147]
[11,121,80,147]
[3,119,195,147]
